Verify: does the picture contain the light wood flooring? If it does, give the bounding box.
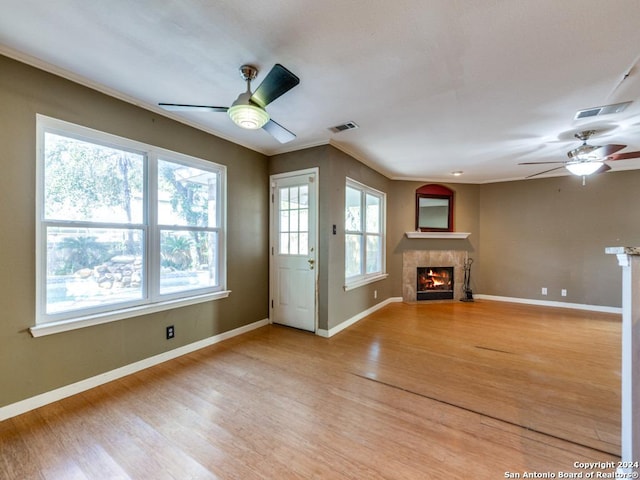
[0,301,622,479]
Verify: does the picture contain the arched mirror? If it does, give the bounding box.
[415,184,454,232]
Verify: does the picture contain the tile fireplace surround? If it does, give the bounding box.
[402,250,468,302]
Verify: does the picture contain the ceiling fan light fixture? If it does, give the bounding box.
[228,103,270,130]
[565,161,603,176]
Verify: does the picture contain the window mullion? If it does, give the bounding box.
[360,190,367,276]
[147,152,158,302]
[42,220,146,230]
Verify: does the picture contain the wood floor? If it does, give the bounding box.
[0,301,621,479]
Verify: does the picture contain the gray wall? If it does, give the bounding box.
[0,55,270,407]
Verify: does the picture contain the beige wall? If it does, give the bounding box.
[387,181,481,298]
[3,52,639,409]
[269,145,332,328]
[326,147,392,329]
[389,173,640,308]
[269,145,392,330]
[0,55,270,407]
[269,147,640,322]
[477,172,640,306]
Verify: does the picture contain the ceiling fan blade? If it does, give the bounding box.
[595,163,612,174]
[607,150,640,161]
[159,103,228,113]
[525,166,565,179]
[251,64,300,108]
[593,144,626,157]
[518,161,566,165]
[262,118,296,143]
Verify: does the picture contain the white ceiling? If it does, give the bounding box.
[2,0,640,183]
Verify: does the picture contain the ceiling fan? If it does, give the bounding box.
[159,64,300,143]
[519,130,640,178]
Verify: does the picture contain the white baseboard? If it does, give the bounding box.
[0,318,269,422]
[474,294,622,314]
[317,297,403,338]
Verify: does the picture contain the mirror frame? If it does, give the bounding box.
[415,184,454,232]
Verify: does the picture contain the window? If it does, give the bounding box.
[345,178,386,290]
[35,115,227,333]
[278,184,309,255]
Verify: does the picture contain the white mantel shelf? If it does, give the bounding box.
[405,232,471,239]
[605,246,640,256]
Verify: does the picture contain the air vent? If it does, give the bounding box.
[575,108,600,119]
[329,121,359,133]
[574,101,632,120]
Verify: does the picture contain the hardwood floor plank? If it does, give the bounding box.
[0,301,621,479]
[0,417,45,480]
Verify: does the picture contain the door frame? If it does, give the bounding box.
[269,167,319,332]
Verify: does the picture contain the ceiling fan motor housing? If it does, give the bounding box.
[567,144,599,160]
[239,64,258,82]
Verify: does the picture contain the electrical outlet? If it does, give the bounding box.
[541,287,547,295]
[374,290,378,299]
[561,289,567,297]
[166,325,175,339]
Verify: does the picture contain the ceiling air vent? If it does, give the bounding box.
[574,101,632,120]
[329,121,359,133]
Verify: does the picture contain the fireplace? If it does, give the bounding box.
[403,250,466,302]
[417,267,454,300]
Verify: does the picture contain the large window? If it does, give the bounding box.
[345,178,386,290]
[35,116,227,332]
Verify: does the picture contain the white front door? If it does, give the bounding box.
[270,169,318,332]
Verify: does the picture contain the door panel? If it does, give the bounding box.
[270,170,317,332]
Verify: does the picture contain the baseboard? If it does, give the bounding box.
[316,297,403,338]
[474,294,622,314]
[0,318,269,422]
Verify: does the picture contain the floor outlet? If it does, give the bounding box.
[561,289,567,297]
[541,287,547,295]
[374,290,378,299]
[166,325,175,339]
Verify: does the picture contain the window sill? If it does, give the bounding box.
[344,273,388,292]
[30,290,231,337]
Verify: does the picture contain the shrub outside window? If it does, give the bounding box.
[36,116,226,330]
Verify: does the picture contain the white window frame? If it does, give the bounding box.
[32,115,228,337]
[344,177,387,291]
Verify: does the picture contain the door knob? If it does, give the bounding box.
[308,258,315,270]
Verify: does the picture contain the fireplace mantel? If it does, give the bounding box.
[405,231,470,239]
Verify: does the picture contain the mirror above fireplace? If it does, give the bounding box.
[415,184,454,232]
